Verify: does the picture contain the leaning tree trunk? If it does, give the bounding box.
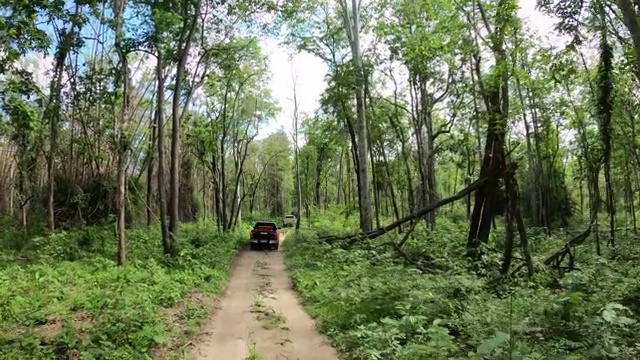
[46,26,77,231]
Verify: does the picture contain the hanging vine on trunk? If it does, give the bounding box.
[596,20,615,248]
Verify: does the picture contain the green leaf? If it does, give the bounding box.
[476,331,510,355]
[602,309,616,322]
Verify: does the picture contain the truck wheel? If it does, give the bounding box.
[249,243,256,251]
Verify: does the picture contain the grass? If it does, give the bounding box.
[253,257,272,296]
[250,256,286,331]
[245,341,262,360]
[0,221,250,359]
[251,298,286,330]
[284,214,640,360]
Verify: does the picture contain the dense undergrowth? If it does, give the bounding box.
[285,212,640,360]
[0,221,249,359]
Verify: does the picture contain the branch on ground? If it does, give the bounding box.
[543,220,595,269]
[321,177,488,243]
[375,222,437,273]
[392,219,434,272]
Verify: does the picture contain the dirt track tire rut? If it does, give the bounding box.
[191,232,338,360]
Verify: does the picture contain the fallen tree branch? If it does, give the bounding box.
[544,220,595,268]
[371,219,436,273]
[396,217,419,249]
[373,218,439,273]
[392,241,435,273]
[322,177,488,243]
[598,227,636,233]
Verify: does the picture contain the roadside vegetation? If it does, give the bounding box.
[285,211,640,359]
[0,222,249,359]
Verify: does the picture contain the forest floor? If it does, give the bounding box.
[189,230,339,360]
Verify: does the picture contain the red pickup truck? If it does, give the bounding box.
[249,221,280,251]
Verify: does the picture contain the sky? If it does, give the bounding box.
[259,0,565,140]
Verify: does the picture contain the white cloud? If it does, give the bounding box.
[130,53,156,86]
[17,54,54,91]
[517,1,570,46]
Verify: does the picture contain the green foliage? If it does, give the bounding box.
[375,0,466,76]
[251,131,293,217]
[284,219,640,359]
[0,221,249,359]
[305,206,360,236]
[47,174,145,229]
[0,0,51,72]
[520,164,574,229]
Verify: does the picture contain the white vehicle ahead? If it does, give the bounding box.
[283,215,296,227]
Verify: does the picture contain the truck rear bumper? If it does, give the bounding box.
[250,238,279,244]
[250,238,279,250]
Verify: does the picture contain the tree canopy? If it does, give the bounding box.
[4,0,640,358]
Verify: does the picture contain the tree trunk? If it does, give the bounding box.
[146,100,157,226]
[113,0,131,266]
[46,25,77,231]
[339,0,372,232]
[155,50,170,254]
[467,0,513,257]
[168,8,198,254]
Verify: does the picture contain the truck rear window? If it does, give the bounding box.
[254,222,276,230]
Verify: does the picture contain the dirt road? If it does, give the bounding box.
[190,231,339,360]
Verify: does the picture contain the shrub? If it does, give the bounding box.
[0,221,248,359]
[284,225,640,359]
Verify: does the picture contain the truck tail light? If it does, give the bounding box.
[250,231,254,237]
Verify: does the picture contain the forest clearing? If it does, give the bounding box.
[2,0,640,359]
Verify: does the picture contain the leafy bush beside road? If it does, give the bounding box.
[0,221,249,359]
